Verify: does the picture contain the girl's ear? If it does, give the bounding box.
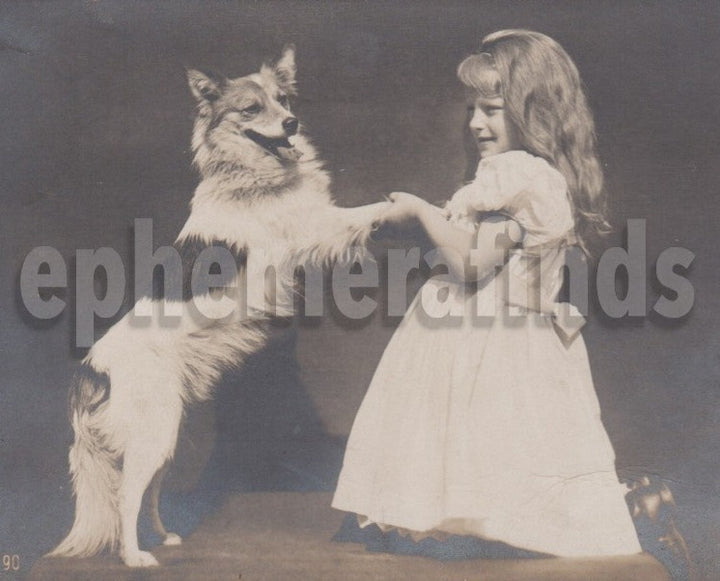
[186,68,224,103]
[274,44,297,93]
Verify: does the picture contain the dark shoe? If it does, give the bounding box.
[624,475,694,581]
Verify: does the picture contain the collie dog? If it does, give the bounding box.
[49,45,387,567]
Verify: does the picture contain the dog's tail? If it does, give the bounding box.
[47,361,120,559]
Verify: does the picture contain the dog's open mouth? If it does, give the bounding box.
[245,130,302,162]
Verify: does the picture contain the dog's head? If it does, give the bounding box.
[187,46,303,166]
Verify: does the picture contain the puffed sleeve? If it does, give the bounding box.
[448,150,575,247]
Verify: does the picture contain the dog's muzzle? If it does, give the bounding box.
[245,120,301,162]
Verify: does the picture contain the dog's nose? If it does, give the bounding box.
[282,117,299,136]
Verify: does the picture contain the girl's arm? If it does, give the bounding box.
[380,192,522,281]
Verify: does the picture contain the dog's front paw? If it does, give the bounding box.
[163,533,183,546]
[122,550,159,568]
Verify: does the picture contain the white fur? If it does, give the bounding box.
[48,47,388,567]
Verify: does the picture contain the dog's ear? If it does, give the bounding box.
[273,44,297,93]
[186,68,225,103]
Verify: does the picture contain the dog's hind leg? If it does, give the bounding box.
[118,399,182,567]
[119,447,165,567]
[147,462,182,546]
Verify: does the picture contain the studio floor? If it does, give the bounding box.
[31,492,671,581]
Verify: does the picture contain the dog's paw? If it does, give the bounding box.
[122,550,159,568]
[163,533,183,546]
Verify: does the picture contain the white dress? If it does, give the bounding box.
[332,150,642,558]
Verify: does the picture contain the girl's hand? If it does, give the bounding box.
[378,192,428,226]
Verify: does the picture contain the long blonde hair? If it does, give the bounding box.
[458,29,609,253]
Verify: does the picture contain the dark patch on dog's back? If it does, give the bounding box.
[135,236,247,302]
[174,236,247,301]
[69,362,111,415]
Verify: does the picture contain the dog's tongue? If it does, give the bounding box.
[277,145,302,161]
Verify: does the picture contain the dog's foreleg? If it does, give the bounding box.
[304,201,391,266]
[335,201,389,231]
[147,463,182,546]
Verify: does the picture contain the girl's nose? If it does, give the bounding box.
[469,108,487,131]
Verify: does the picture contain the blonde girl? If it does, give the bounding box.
[333,29,644,559]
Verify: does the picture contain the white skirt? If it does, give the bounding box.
[332,278,642,558]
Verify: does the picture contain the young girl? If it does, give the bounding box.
[332,29,644,558]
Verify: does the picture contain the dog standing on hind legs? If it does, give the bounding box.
[48,45,389,568]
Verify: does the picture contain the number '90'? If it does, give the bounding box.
[2,554,20,571]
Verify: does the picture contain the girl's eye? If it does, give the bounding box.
[242,104,262,115]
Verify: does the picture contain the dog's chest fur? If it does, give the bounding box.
[179,154,332,249]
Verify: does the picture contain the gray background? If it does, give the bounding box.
[1,0,719,576]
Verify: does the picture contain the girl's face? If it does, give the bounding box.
[468,95,521,159]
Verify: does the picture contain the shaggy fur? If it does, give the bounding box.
[48,46,387,567]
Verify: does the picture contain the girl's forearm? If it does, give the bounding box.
[415,203,475,278]
[415,202,520,281]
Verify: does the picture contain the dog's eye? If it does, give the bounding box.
[241,104,262,116]
[277,94,289,108]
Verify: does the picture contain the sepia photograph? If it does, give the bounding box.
[1,1,718,580]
